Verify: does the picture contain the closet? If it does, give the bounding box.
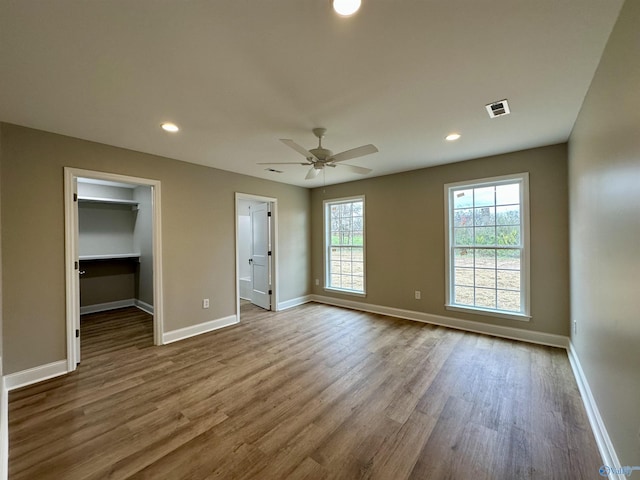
[77,179,154,314]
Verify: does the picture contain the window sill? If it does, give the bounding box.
[324,287,366,298]
[445,304,531,322]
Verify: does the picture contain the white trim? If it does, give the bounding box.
[134,300,154,315]
[80,299,136,315]
[445,304,531,322]
[162,315,238,344]
[1,376,7,480]
[310,295,568,348]
[567,342,623,479]
[235,193,279,316]
[4,360,68,391]
[277,295,312,311]
[64,167,165,372]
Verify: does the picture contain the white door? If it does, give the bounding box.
[73,177,81,364]
[250,202,271,310]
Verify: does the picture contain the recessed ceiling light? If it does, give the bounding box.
[445,133,461,141]
[161,122,179,133]
[333,0,361,16]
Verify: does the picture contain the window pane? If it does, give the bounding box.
[496,205,520,225]
[497,270,520,290]
[497,249,520,270]
[474,227,495,245]
[475,249,496,268]
[352,202,363,216]
[496,183,520,206]
[474,207,495,226]
[475,288,496,309]
[454,248,474,267]
[353,231,363,246]
[454,208,473,227]
[497,290,520,311]
[474,187,495,207]
[455,286,474,306]
[352,261,364,276]
[475,269,495,288]
[454,227,473,246]
[454,267,474,287]
[453,189,473,208]
[496,226,520,246]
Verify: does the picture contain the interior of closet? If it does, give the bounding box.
[77,179,154,315]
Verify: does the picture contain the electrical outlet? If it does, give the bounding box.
[415,290,421,300]
[315,278,320,286]
[203,298,209,309]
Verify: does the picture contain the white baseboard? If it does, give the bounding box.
[310,295,569,348]
[4,360,68,392]
[567,342,623,479]
[163,315,238,344]
[277,295,312,311]
[1,375,7,480]
[80,299,135,315]
[134,299,154,315]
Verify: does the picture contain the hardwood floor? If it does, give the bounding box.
[9,304,601,479]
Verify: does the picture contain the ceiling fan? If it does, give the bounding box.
[259,128,378,180]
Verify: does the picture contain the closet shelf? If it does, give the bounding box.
[78,196,139,206]
[79,253,141,261]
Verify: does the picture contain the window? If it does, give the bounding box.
[444,173,530,320]
[324,196,366,295]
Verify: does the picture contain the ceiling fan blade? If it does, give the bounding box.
[280,139,318,161]
[257,162,311,165]
[338,164,373,175]
[305,167,321,180]
[329,144,378,163]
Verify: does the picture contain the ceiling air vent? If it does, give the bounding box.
[485,99,511,118]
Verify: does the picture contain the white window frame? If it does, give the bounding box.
[323,195,366,297]
[444,173,531,321]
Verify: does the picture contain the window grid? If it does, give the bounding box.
[448,178,526,315]
[325,198,365,294]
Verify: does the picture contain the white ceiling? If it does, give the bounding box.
[0,0,624,188]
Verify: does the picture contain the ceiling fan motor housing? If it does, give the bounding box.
[310,147,333,162]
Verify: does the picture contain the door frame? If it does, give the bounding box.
[64,167,164,372]
[235,192,278,317]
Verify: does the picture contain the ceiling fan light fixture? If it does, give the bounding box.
[333,0,361,17]
[161,122,179,133]
[445,133,461,141]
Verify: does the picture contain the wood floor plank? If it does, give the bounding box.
[8,304,603,479]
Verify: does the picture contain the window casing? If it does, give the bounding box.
[444,173,530,320]
[324,196,366,295]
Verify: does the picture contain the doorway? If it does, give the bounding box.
[235,193,278,319]
[64,168,164,372]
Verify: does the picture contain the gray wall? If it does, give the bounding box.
[0,123,311,374]
[311,143,570,336]
[568,0,640,465]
